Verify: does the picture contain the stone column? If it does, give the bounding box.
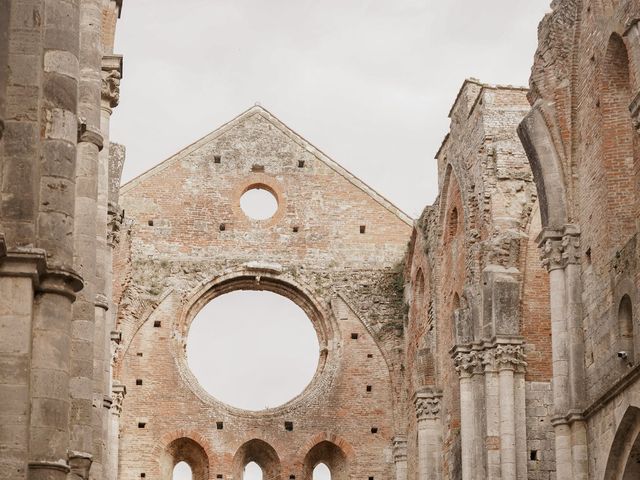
[540,226,587,480]
[392,435,407,480]
[29,1,84,478]
[453,348,480,480]
[494,343,527,480]
[69,0,105,476]
[92,53,121,480]
[107,383,126,480]
[481,347,501,480]
[414,388,443,480]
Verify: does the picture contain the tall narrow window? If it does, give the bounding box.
[619,295,634,358]
[601,34,635,247]
[173,462,193,480]
[243,462,263,480]
[313,463,332,480]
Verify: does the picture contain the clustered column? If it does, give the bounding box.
[414,388,443,480]
[453,340,527,480]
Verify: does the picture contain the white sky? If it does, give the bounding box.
[187,291,319,411]
[112,0,551,217]
[116,4,551,476]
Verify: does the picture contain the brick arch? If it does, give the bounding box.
[301,440,350,480]
[599,32,637,251]
[603,406,640,480]
[294,432,356,464]
[232,439,282,480]
[154,432,213,480]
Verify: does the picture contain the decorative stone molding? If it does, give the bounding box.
[68,451,92,480]
[111,330,122,367]
[494,344,527,372]
[103,395,113,409]
[539,234,563,271]
[414,388,443,421]
[95,293,109,311]
[29,460,70,473]
[453,348,482,378]
[561,226,580,266]
[101,55,123,109]
[111,383,126,416]
[77,118,104,150]
[392,435,408,462]
[107,202,124,248]
[539,225,581,271]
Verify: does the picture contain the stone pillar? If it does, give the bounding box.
[414,388,443,480]
[69,0,105,476]
[28,1,83,478]
[91,53,121,480]
[392,435,407,480]
[0,253,40,480]
[494,343,527,480]
[453,349,480,480]
[539,226,588,480]
[482,348,501,480]
[107,383,126,480]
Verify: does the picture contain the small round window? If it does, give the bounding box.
[240,186,278,220]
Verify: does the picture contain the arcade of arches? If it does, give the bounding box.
[0,1,639,480]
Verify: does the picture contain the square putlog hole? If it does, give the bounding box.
[360,225,366,234]
[284,421,293,431]
[370,427,378,434]
[216,421,224,430]
[351,333,359,340]
[153,321,161,328]
[214,155,221,164]
[138,422,146,429]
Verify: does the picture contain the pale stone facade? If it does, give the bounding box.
[1,0,639,479]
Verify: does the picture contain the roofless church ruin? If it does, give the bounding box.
[1,1,639,479]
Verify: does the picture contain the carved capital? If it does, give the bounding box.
[101,55,123,109]
[414,389,443,421]
[494,344,527,372]
[111,383,126,416]
[111,330,122,367]
[562,229,580,266]
[540,236,563,271]
[453,348,482,378]
[107,202,124,248]
[538,226,581,271]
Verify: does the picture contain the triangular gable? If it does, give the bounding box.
[120,105,413,226]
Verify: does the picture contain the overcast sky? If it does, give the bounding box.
[112,0,551,218]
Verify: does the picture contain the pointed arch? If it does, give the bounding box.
[603,406,640,479]
[600,33,636,249]
[160,437,209,480]
[302,440,349,480]
[232,439,281,480]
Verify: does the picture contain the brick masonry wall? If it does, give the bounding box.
[405,80,553,479]
[113,107,412,479]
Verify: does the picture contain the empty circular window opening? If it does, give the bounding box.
[187,290,320,411]
[240,186,278,220]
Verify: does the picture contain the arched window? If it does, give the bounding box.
[243,461,263,480]
[173,461,193,480]
[313,462,332,480]
[601,33,635,248]
[619,294,634,358]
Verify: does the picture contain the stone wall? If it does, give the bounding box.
[519,0,640,478]
[404,80,553,480]
[112,106,413,479]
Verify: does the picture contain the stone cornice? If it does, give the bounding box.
[0,249,84,299]
[77,118,104,150]
[392,435,408,461]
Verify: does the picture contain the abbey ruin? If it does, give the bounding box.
[0,1,639,479]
